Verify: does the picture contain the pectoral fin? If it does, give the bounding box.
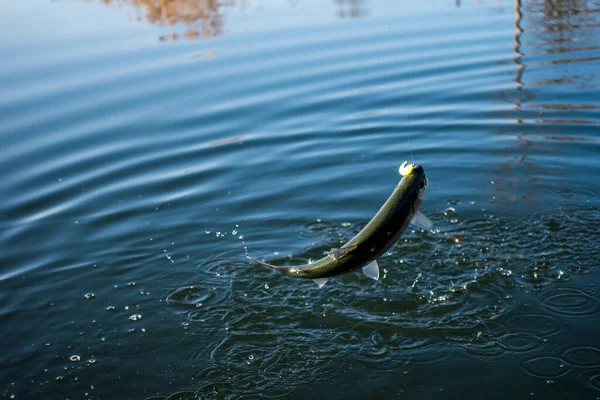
[313,278,328,288]
[362,260,380,280]
[410,211,433,230]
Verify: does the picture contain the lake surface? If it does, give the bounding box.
[1,0,600,398]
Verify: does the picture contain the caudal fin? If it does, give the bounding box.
[246,255,285,272]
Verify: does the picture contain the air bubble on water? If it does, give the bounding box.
[129,314,142,321]
[264,284,269,289]
[216,232,221,237]
[128,328,136,333]
[450,218,458,224]
[232,229,238,235]
[239,235,244,240]
[87,359,96,364]
[142,328,146,332]
[125,306,129,310]
[205,230,210,234]
[56,376,64,381]
[84,293,95,299]
[70,355,81,362]
[128,282,136,286]
[106,306,115,311]
[196,303,203,308]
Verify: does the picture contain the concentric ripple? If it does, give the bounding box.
[540,288,600,317]
[522,356,570,379]
[562,346,600,368]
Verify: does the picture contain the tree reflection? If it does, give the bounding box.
[98,0,224,40]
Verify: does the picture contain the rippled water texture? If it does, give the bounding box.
[1,0,600,398]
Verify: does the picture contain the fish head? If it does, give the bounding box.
[400,164,427,201]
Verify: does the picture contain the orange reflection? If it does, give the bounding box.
[98,0,224,40]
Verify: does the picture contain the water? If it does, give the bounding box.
[1,0,600,398]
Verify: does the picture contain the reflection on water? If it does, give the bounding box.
[334,0,368,19]
[98,0,225,39]
[92,0,371,40]
[492,0,600,207]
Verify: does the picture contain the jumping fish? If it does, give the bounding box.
[247,162,432,288]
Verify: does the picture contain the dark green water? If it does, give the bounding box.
[1,0,600,398]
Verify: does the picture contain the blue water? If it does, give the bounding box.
[1,0,600,398]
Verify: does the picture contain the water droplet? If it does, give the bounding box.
[249,354,254,360]
[232,229,238,235]
[205,230,210,234]
[444,207,456,216]
[70,355,81,362]
[87,359,96,364]
[84,293,95,299]
[106,306,115,311]
[129,314,142,321]
[128,282,135,286]
[56,376,65,381]
[264,284,269,289]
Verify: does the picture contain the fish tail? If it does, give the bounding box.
[246,255,285,273]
